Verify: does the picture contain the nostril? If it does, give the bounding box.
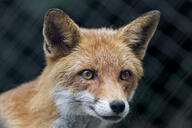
[110,100,125,114]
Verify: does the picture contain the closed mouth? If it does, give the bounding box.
[89,106,122,121]
[101,115,121,121]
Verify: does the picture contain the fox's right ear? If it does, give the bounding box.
[43,8,80,58]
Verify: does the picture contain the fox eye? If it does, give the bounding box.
[80,70,95,80]
[120,70,132,81]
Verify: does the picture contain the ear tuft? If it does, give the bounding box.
[119,10,160,59]
[43,8,80,58]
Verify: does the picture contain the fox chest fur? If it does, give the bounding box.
[0,8,160,128]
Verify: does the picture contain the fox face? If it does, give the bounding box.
[43,9,160,123]
[50,29,140,122]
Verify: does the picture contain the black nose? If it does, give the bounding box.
[110,100,125,114]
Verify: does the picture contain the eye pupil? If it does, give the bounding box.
[120,70,131,81]
[84,71,91,76]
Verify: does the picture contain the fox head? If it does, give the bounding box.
[42,8,160,122]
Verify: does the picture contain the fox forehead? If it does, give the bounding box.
[69,28,142,74]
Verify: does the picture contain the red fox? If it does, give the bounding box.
[0,8,160,128]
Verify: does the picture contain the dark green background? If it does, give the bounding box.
[0,0,192,128]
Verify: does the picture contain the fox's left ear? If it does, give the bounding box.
[118,10,160,59]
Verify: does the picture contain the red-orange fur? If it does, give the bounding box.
[0,8,160,128]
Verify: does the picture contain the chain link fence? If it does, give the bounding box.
[0,0,192,128]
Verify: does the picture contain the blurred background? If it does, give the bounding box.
[0,0,191,128]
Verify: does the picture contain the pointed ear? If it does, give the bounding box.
[43,8,80,58]
[118,10,160,59]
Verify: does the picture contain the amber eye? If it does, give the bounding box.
[120,70,132,81]
[80,70,95,80]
